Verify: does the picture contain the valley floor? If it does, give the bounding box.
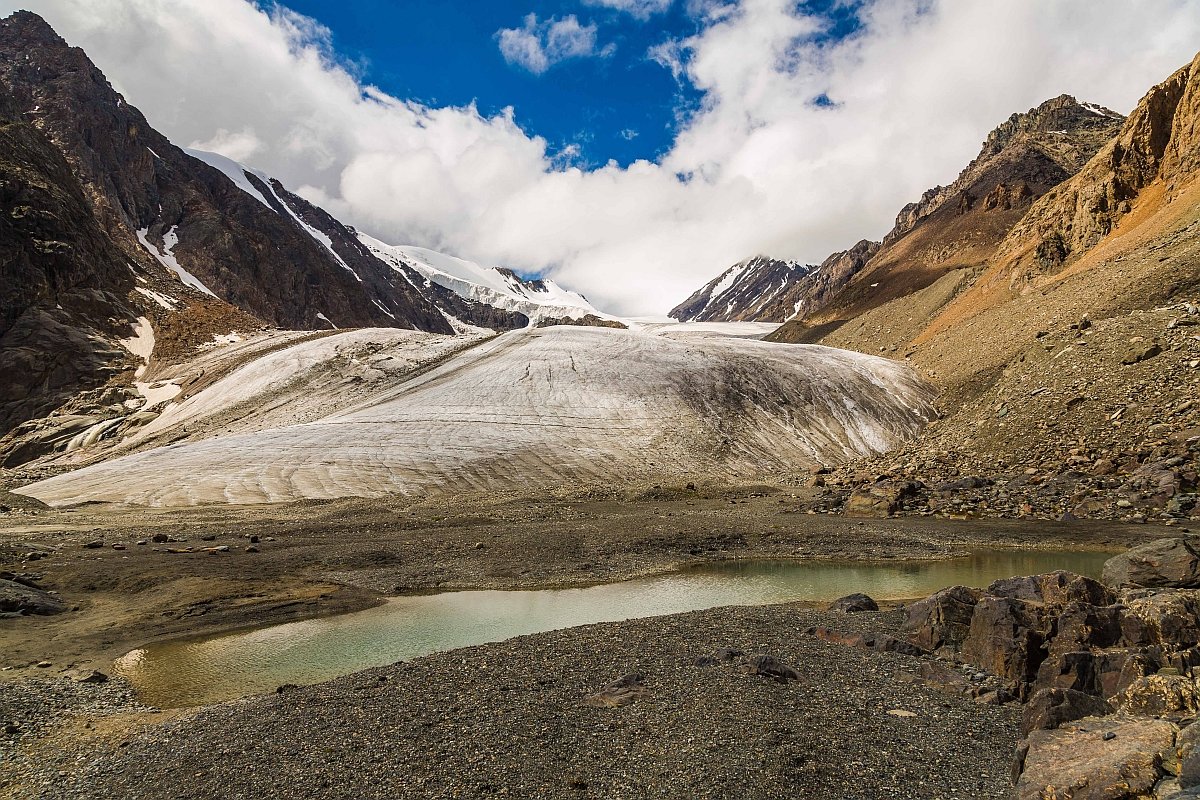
[0,483,1172,799]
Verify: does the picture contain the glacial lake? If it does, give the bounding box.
[115,549,1112,707]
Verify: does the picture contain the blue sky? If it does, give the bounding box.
[273,0,859,168]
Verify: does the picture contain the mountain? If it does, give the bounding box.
[762,51,1200,522]
[675,94,1123,329]
[0,11,609,465]
[668,256,814,322]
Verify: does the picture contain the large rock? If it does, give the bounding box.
[1103,538,1200,589]
[988,571,1115,607]
[1015,715,1176,800]
[0,577,66,615]
[844,480,921,517]
[900,585,982,652]
[827,593,879,613]
[1021,688,1114,737]
[961,596,1052,691]
[1120,590,1200,649]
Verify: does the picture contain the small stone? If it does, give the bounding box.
[83,540,103,549]
[150,533,170,544]
[1103,731,1116,741]
[887,709,917,718]
[35,660,51,668]
[244,545,259,553]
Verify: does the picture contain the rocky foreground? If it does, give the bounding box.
[3,535,1200,798]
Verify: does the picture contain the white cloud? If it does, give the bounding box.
[188,127,262,161]
[584,0,673,20]
[7,0,1200,316]
[496,13,607,74]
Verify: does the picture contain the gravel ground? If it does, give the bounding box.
[3,606,1019,800]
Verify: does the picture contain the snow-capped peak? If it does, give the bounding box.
[359,234,615,325]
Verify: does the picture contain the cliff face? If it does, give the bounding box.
[995,53,1200,281]
[0,82,136,435]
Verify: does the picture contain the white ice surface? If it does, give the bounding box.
[20,327,936,507]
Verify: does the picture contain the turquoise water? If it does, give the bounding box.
[115,549,1112,707]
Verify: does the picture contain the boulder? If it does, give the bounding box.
[900,585,983,651]
[1015,715,1176,800]
[740,654,802,684]
[0,578,66,615]
[987,571,1115,607]
[827,593,879,613]
[1021,688,1114,736]
[1120,590,1200,649]
[1103,538,1200,588]
[844,480,919,517]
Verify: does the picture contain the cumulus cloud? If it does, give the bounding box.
[7,0,1200,315]
[496,13,609,74]
[583,0,673,20]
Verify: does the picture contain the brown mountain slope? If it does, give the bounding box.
[777,52,1200,524]
[766,95,1123,344]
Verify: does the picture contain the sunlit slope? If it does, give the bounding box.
[19,326,937,506]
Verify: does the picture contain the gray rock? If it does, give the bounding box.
[0,578,66,615]
[1103,538,1200,588]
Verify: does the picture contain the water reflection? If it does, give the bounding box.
[116,549,1112,708]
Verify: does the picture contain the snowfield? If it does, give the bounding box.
[19,325,937,507]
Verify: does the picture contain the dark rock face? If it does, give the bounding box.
[534,314,626,329]
[827,593,879,613]
[0,74,137,438]
[1102,537,1200,588]
[0,12,455,335]
[753,240,882,326]
[900,585,983,652]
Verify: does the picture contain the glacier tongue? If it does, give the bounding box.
[17,325,937,507]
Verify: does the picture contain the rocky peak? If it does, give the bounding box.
[1001,50,1200,271]
[979,95,1121,161]
[884,95,1125,245]
[669,255,812,322]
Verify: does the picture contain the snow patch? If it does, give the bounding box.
[184,148,275,209]
[360,234,614,325]
[316,312,338,329]
[136,226,218,297]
